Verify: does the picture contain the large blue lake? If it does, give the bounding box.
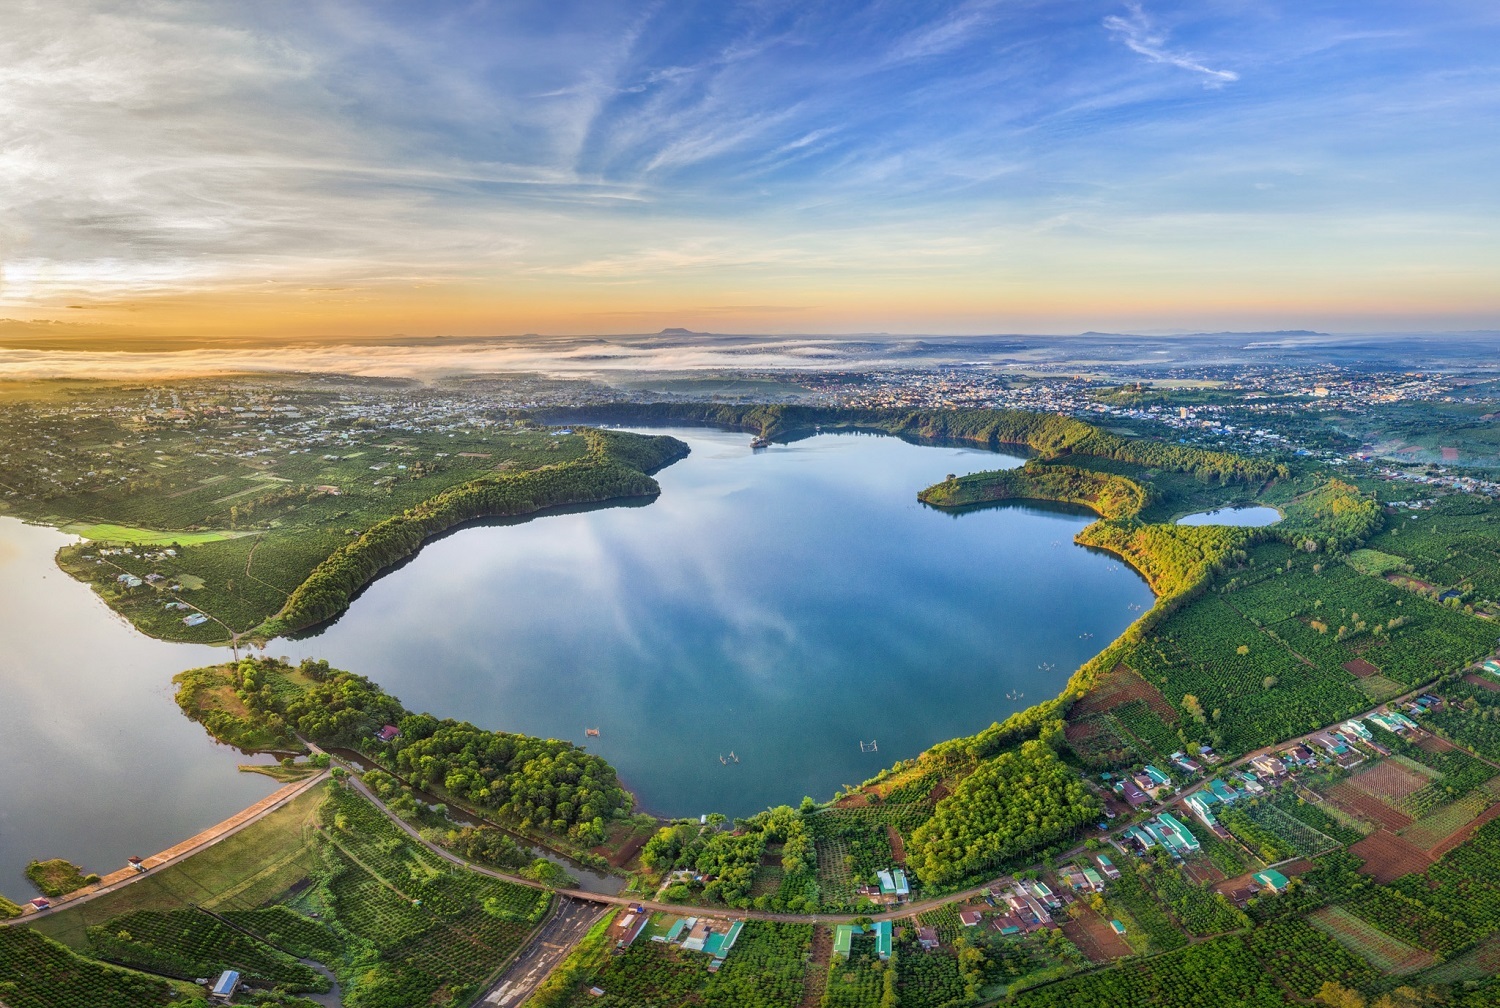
[279,428,1153,817]
[0,427,1152,897]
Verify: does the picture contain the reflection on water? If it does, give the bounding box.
[0,519,278,897]
[0,427,1154,898]
[278,429,1154,819]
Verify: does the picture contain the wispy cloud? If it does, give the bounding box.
[1103,2,1238,85]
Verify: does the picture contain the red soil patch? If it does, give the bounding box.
[887,824,907,864]
[592,823,655,869]
[1343,658,1381,678]
[1431,802,1500,860]
[1350,830,1432,883]
[1061,906,1132,963]
[1326,781,1414,832]
[1442,447,1460,462]
[1350,761,1432,802]
[832,791,871,808]
[799,926,834,1008]
[928,782,950,803]
[1070,665,1178,723]
[1182,859,1226,885]
[1464,673,1500,693]
[1414,733,1458,754]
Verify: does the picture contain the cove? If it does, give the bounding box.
[276,428,1153,819]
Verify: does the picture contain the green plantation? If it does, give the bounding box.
[4,781,551,1008]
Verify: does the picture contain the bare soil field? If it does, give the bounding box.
[1061,906,1132,963]
[1463,673,1500,693]
[1343,658,1381,678]
[1350,830,1432,882]
[1327,781,1414,832]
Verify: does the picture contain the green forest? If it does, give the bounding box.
[176,657,632,841]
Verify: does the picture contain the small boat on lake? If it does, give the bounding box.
[585,727,600,737]
[751,436,770,449]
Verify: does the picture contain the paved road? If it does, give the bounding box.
[478,896,607,1007]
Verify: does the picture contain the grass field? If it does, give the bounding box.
[59,522,252,545]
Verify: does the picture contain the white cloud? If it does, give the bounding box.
[1103,2,1239,85]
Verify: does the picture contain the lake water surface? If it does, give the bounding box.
[0,427,1153,897]
[1176,505,1283,527]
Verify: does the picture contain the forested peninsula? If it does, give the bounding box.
[260,428,686,636]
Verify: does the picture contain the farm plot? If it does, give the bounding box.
[1348,831,1432,883]
[1351,759,1436,802]
[1059,905,1132,963]
[1343,658,1380,677]
[1419,932,1500,985]
[1223,802,1340,862]
[1401,792,1496,850]
[85,908,327,991]
[1325,781,1413,832]
[1071,665,1180,722]
[1308,906,1435,974]
[1064,714,1137,766]
[0,926,180,1008]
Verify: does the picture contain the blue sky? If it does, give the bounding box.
[1,0,1497,336]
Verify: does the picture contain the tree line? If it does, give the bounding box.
[261,428,687,635]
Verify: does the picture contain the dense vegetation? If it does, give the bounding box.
[908,739,1100,887]
[176,657,631,839]
[918,462,1149,518]
[264,428,686,634]
[24,859,100,898]
[542,403,1283,483]
[0,926,180,1008]
[85,907,328,991]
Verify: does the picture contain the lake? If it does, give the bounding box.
[0,427,1153,897]
[1176,505,1283,527]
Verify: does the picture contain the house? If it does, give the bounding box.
[1251,754,1286,777]
[1095,854,1121,879]
[1170,751,1202,774]
[833,921,893,960]
[1114,780,1151,808]
[892,868,910,897]
[1081,867,1105,892]
[1149,813,1200,856]
[1253,869,1290,894]
[1285,744,1315,765]
[958,910,984,927]
[183,613,208,627]
[1185,793,1219,830]
[1142,765,1172,788]
[1207,779,1240,804]
[1367,713,1404,734]
[611,909,650,951]
[28,897,50,911]
[375,724,402,743]
[917,926,940,950]
[1235,772,1265,796]
[127,856,147,874]
[1197,745,1222,765]
[209,970,241,1003]
[1340,720,1373,742]
[1109,920,1127,936]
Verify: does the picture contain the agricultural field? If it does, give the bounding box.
[807,805,930,908]
[0,377,664,642]
[1307,906,1435,973]
[19,780,550,1008]
[0,926,187,1008]
[1222,800,1343,862]
[84,907,328,991]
